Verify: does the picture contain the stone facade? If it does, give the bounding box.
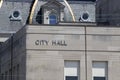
[1,25,120,80]
[0,0,120,80]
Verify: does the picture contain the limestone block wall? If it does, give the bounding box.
[1,25,120,80]
[26,25,86,80]
[26,25,120,80]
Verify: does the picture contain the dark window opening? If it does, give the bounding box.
[66,76,78,80]
[9,69,12,80]
[36,8,42,24]
[94,77,106,80]
[5,71,8,80]
[82,13,89,20]
[13,11,20,18]
[17,64,19,80]
[49,14,57,24]
[1,74,4,80]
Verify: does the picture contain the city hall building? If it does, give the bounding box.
[1,25,120,80]
[0,0,120,80]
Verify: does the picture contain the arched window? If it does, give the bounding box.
[49,14,57,24]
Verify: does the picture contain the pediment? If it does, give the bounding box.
[41,0,65,9]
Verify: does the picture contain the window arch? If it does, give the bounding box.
[49,13,57,24]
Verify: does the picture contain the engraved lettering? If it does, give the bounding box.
[52,40,67,46]
[35,40,39,45]
[35,40,49,46]
[35,40,67,46]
